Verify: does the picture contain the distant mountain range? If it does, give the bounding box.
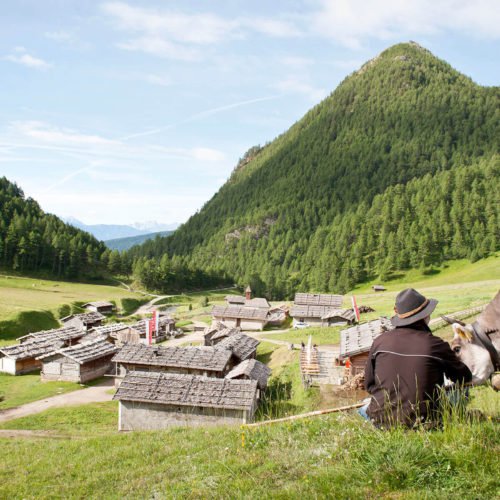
[104,231,174,251]
[64,217,178,241]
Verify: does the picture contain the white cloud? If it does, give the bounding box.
[281,56,314,68]
[101,2,300,60]
[4,52,52,70]
[274,78,327,102]
[116,36,199,61]
[311,0,500,48]
[11,121,117,147]
[102,2,237,44]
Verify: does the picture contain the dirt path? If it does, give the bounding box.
[0,379,115,423]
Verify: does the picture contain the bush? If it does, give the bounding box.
[121,297,149,316]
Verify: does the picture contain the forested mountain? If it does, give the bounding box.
[0,177,108,278]
[127,42,499,297]
[105,231,173,252]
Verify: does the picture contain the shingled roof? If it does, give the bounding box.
[225,295,246,304]
[211,305,268,321]
[83,301,114,308]
[61,312,106,324]
[18,326,85,344]
[113,371,258,411]
[340,317,393,359]
[294,293,343,307]
[321,308,356,322]
[112,343,232,372]
[0,338,65,361]
[215,333,260,361]
[290,304,331,318]
[211,327,241,342]
[226,359,271,389]
[38,339,119,364]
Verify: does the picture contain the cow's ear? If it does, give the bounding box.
[452,323,473,342]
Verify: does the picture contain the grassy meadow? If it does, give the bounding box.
[0,386,497,498]
[0,372,84,410]
[0,274,145,345]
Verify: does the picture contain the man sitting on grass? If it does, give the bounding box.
[360,288,472,428]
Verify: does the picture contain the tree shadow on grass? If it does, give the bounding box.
[0,310,59,344]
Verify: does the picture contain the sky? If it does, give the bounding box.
[0,1,499,226]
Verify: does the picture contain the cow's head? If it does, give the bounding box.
[451,322,495,386]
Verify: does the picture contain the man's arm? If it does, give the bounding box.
[364,346,377,392]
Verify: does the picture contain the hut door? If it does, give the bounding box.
[236,319,241,327]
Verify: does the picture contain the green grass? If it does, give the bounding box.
[0,387,497,498]
[262,326,342,346]
[0,372,83,410]
[0,401,117,434]
[0,274,145,345]
[120,297,150,316]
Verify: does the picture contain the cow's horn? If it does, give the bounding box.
[441,315,466,326]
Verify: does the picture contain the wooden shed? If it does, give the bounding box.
[211,305,269,331]
[61,312,106,331]
[0,326,87,375]
[38,339,119,383]
[83,301,115,314]
[339,317,393,378]
[112,343,234,386]
[226,358,271,390]
[290,293,345,327]
[372,285,386,292]
[215,333,260,362]
[204,325,241,347]
[114,371,259,430]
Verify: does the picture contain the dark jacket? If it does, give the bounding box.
[364,320,472,427]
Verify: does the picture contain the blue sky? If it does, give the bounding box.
[1,1,499,226]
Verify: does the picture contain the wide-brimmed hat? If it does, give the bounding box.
[391,288,438,327]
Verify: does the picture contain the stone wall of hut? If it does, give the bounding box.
[118,401,253,431]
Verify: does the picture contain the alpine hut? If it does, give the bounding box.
[211,305,268,331]
[111,343,234,386]
[339,317,393,377]
[114,371,259,430]
[226,358,271,390]
[61,312,106,331]
[38,339,119,383]
[290,293,348,327]
[83,301,115,314]
[215,333,260,362]
[0,326,87,375]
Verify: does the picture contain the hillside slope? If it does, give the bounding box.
[128,42,499,297]
[0,177,107,279]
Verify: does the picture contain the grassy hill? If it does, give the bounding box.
[0,274,146,345]
[126,42,499,297]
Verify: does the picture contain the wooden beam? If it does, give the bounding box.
[244,402,364,428]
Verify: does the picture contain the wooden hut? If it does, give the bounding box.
[215,333,260,362]
[321,308,356,326]
[339,318,393,378]
[211,305,268,331]
[226,358,271,390]
[204,325,241,347]
[114,371,259,430]
[0,326,87,375]
[61,312,106,331]
[83,301,115,314]
[290,293,345,327]
[111,343,234,385]
[372,285,386,292]
[38,339,119,383]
